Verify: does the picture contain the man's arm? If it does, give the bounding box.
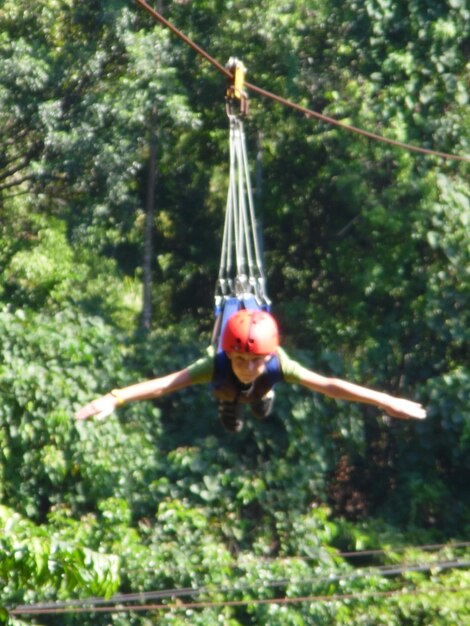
[296,367,426,420]
[75,368,193,421]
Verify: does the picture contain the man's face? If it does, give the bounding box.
[226,352,271,384]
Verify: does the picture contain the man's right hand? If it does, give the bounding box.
[75,393,118,421]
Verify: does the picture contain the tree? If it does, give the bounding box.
[1,1,470,623]
[0,505,119,616]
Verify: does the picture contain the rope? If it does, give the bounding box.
[134,0,470,164]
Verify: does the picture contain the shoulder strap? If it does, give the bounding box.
[264,354,283,385]
[212,350,232,390]
[211,351,283,403]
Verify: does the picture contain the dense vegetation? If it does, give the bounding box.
[1,0,469,623]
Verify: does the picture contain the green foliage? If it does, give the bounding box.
[0,212,142,327]
[0,0,469,623]
[0,504,119,606]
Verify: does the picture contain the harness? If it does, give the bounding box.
[212,350,283,403]
[211,59,282,401]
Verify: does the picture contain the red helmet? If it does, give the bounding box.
[221,309,280,355]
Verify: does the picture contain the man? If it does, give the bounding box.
[75,309,426,429]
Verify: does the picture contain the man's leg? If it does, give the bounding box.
[249,390,275,420]
[218,401,244,433]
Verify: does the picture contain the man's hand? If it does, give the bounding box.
[382,397,427,420]
[75,394,118,421]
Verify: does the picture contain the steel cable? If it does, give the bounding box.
[135,0,470,163]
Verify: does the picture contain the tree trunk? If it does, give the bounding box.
[141,107,157,331]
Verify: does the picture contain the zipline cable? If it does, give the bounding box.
[16,541,468,611]
[135,0,230,78]
[10,555,470,614]
[338,541,470,558]
[134,0,470,164]
[120,540,470,573]
[245,81,470,163]
[10,585,470,616]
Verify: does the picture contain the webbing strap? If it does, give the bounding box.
[216,116,269,308]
